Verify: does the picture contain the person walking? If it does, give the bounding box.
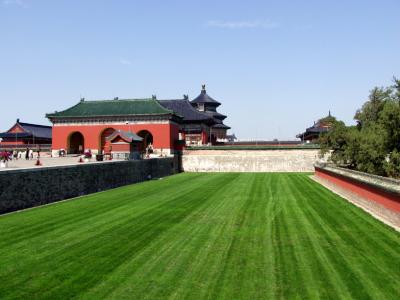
[25,148,29,160]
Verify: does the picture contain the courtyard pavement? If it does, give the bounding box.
[0,156,125,171]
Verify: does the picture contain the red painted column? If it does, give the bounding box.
[202,131,208,144]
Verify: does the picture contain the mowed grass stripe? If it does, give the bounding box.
[0,173,206,248]
[296,176,400,297]
[0,173,399,299]
[40,174,238,299]
[82,173,244,298]
[211,173,275,299]
[0,173,232,298]
[287,174,356,298]
[0,173,207,258]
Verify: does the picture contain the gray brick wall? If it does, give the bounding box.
[0,157,179,214]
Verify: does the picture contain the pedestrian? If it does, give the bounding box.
[25,148,29,160]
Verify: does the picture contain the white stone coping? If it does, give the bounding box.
[0,157,173,175]
[315,163,400,195]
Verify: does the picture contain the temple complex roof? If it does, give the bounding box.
[191,85,221,106]
[212,123,231,130]
[296,112,335,140]
[204,111,227,120]
[46,98,175,119]
[0,119,52,139]
[158,99,215,124]
[45,89,231,133]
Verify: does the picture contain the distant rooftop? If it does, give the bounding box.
[46,98,175,119]
[0,119,52,139]
[191,85,221,106]
[158,99,215,123]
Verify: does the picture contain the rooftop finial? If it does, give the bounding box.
[80,97,85,102]
[114,97,119,100]
[183,94,189,100]
[152,95,157,100]
[328,110,331,117]
[201,84,206,93]
[16,118,20,123]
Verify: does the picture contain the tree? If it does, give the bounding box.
[354,87,391,128]
[385,150,400,178]
[353,124,387,175]
[319,77,400,178]
[379,100,400,151]
[392,76,400,102]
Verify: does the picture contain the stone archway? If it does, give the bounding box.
[99,128,116,154]
[137,130,153,152]
[68,132,84,154]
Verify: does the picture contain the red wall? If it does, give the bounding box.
[315,167,400,213]
[52,123,179,151]
[0,140,26,145]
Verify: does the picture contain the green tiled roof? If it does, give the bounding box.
[46,98,174,118]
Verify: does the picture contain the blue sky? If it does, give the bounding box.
[1,0,399,139]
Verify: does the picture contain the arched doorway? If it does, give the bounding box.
[137,130,153,152]
[99,128,116,154]
[68,132,84,154]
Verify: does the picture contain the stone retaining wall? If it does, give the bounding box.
[314,164,400,229]
[182,149,320,172]
[0,157,179,214]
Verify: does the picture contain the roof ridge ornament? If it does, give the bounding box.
[152,95,157,100]
[201,84,206,93]
[183,94,189,100]
[80,97,85,102]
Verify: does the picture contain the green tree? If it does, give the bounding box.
[320,121,352,166]
[319,77,400,178]
[385,150,400,178]
[392,76,400,102]
[353,124,387,175]
[379,100,400,151]
[354,87,392,128]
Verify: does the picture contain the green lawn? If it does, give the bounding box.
[0,173,399,299]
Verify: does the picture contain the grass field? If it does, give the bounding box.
[0,173,399,299]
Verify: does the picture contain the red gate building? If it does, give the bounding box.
[46,86,230,156]
[46,97,181,156]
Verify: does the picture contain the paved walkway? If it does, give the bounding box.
[0,156,124,171]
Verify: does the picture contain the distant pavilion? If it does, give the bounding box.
[297,112,335,142]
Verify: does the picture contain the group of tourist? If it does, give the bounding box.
[1,148,41,161]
